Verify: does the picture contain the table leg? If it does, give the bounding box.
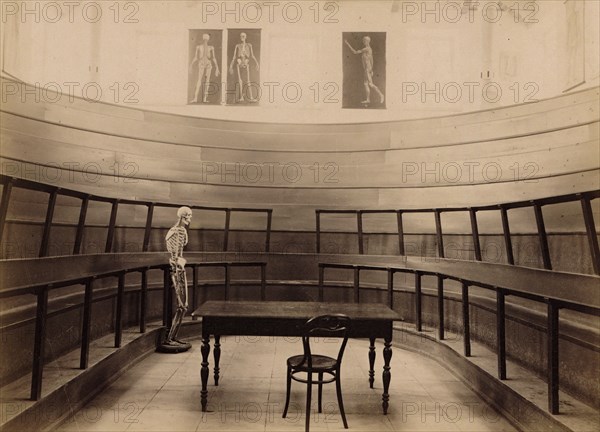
[201,335,211,412]
[382,337,392,415]
[368,337,376,388]
[214,335,221,386]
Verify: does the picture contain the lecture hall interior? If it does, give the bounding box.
[0,1,599,431]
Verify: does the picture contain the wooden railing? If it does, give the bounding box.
[318,257,600,415]
[316,189,600,275]
[0,175,273,255]
[2,250,599,416]
[0,258,266,401]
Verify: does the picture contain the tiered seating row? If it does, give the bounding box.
[2,78,597,151]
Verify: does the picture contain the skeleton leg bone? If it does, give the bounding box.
[236,64,245,102]
[166,267,188,344]
[202,66,212,103]
[245,66,254,101]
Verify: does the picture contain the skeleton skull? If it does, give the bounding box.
[177,206,192,226]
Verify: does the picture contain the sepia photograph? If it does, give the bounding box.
[0,1,599,432]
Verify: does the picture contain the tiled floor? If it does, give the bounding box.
[54,337,518,432]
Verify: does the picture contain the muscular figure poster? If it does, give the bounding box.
[226,29,261,105]
[188,29,222,105]
[343,32,386,109]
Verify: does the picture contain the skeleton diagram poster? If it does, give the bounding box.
[342,32,386,109]
[226,29,261,105]
[188,30,222,105]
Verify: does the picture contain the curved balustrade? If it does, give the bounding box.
[1,251,598,417]
[316,256,600,415]
[0,254,266,400]
[316,189,600,275]
[0,174,273,258]
[2,174,598,275]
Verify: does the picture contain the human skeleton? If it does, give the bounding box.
[229,32,260,102]
[164,207,192,345]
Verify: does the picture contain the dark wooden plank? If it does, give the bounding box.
[318,264,324,301]
[315,210,321,253]
[462,282,471,357]
[415,272,422,331]
[437,275,444,340]
[162,268,170,326]
[497,289,507,380]
[80,278,94,369]
[353,267,360,303]
[469,209,482,261]
[547,300,559,414]
[114,273,125,348]
[191,266,198,320]
[223,209,231,252]
[105,200,119,253]
[357,211,364,255]
[0,179,14,243]
[265,210,272,252]
[387,269,394,308]
[203,315,392,340]
[39,190,58,257]
[142,203,154,252]
[317,255,600,311]
[396,211,405,256]
[533,203,552,270]
[580,196,600,275]
[140,269,148,332]
[73,196,89,255]
[193,301,403,321]
[2,252,599,312]
[30,287,48,400]
[435,210,444,258]
[500,206,515,265]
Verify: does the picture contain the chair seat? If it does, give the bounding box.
[287,354,338,371]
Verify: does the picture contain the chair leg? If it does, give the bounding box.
[335,371,348,429]
[306,372,312,432]
[283,366,292,418]
[318,372,323,413]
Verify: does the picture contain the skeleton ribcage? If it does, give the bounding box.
[166,227,188,262]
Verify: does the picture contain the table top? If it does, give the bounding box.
[192,301,402,321]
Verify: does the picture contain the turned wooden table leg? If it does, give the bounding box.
[382,337,392,414]
[368,337,376,388]
[214,335,221,386]
[201,335,211,412]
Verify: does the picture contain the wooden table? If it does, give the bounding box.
[192,300,403,414]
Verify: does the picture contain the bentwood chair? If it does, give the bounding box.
[282,314,351,432]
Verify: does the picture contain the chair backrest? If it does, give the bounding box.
[302,314,352,369]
